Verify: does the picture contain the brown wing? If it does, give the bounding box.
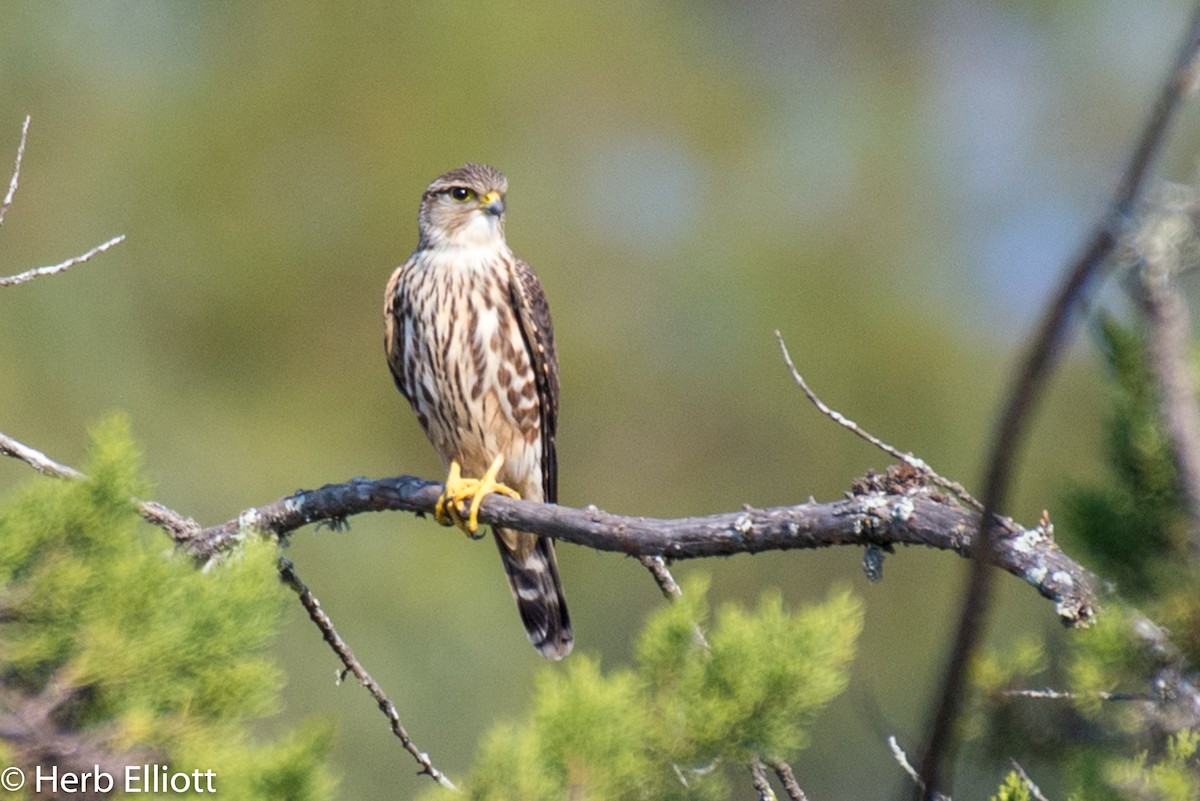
[384,264,408,393]
[509,258,559,503]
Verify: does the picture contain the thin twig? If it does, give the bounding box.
[278,558,456,790]
[0,115,29,227]
[638,554,709,651]
[775,331,982,512]
[638,555,683,600]
[0,430,199,537]
[770,760,810,801]
[888,736,948,801]
[1009,759,1050,801]
[0,234,126,288]
[1000,687,1150,702]
[0,430,84,479]
[914,6,1200,797]
[750,759,778,801]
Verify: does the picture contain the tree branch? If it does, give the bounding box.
[0,115,29,227]
[0,235,126,288]
[0,116,125,289]
[750,759,778,801]
[278,559,456,790]
[770,760,810,801]
[174,465,1098,627]
[1009,760,1050,801]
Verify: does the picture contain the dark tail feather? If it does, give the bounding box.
[494,529,573,660]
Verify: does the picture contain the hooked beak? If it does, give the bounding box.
[480,190,505,217]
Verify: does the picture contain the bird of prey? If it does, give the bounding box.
[384,163,572,660]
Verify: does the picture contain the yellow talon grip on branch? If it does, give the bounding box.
[435,456,520,539]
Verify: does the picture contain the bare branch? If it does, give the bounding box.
[0,430,200,538]
[638,555,684,600]
[1001,687,1150,702]
[915,6,1200,797]
[770,760,810,801]
[888,736,948,801]
[170,466,1098,627]
[775,331,982,512]
[0,115,29,227]
[1009,760,1051,801]
[278,559,456,790]
[749,759,778,801]
[0,430,84,480]
[0,234,126,288]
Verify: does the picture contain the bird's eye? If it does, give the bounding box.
[449,187,474,202]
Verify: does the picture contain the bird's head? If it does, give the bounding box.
[417,163,509,249]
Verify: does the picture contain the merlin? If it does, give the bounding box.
[384,163,572,660]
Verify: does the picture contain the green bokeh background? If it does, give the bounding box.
[1,2,1197,798]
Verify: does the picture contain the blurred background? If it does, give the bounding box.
[2,1,1198,798]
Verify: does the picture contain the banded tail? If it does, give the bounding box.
[494,528,573,660]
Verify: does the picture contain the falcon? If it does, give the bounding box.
[384,163,572,660]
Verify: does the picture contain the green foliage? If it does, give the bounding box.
[1092,730,1200,801]
[1062,315,1191,598]
[419,577,862,801]
[989,771,1031,801]
[0,417,335,801]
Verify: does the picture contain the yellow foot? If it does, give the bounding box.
[434,455,521,539]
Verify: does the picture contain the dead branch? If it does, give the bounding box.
[0,235,126,288]
[749,759,778,801]
[172,465,1098,628]
[770,760,809,801]
[278,559,455,790]
[0,116,125,288]
[1009,760,1050,801]
[0,115,29,226]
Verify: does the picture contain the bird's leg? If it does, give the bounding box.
[434,460,469,530]
[434,455,521,539]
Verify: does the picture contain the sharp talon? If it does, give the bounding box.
[467,454,521,532]
[435,461,464,526]
[434,456,520,539]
